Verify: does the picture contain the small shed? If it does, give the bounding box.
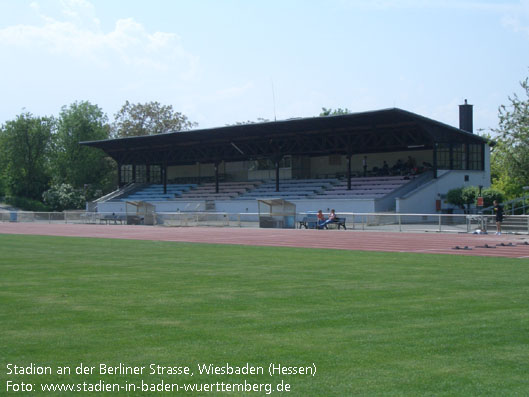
[257,198,296,229]
[125,201,156,225]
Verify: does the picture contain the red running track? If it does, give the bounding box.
[1,223,529,259]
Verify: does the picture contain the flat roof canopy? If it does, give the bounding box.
[81,108,491,166]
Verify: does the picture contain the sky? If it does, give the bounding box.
[1,0,528,135]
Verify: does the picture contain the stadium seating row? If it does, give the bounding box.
[110,176,413,202]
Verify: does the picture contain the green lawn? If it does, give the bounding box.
[1,234,528,396]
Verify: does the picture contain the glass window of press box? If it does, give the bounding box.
[436,143,483,171]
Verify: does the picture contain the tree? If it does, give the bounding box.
[446,186,502,212]
[319,107,351,116]
[232,117,270,125]
[0,113,54,200]
[446,186,478,212]
[491,75,529,198]
[112,101,197,137]
[481,188,504,208]
[42,183,85,211]
[53,101,115,194]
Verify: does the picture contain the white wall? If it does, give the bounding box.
[97,200,206,214]
[484,144,491,181]
[96,201,127,214]
[396,169,491,213]
[214,199,376,216]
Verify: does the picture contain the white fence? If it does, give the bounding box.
[1,211,528,234]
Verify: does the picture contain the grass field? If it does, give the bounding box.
[1,234,528,396]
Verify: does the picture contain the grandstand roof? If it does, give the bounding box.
[81,107,492,166]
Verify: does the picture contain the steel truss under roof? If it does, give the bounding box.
[81,108,491,167]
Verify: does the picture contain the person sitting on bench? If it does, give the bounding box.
[319,209,340,229]
[327,209,347,229]
[317,210,328,229]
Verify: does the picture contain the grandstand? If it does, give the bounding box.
[236,179,336,200]
[82,105,492,216]
[311,176,411,199]
[177,181,262,200]
[112,183,197,201]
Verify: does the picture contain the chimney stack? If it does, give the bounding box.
[459,99,473,133]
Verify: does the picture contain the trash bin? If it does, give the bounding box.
[284,215,295,229]
[9,212,17,222]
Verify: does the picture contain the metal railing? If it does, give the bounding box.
[1,210,528,234]
[482,196,529,215]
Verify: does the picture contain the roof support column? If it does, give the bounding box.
[163,163,167,194]
[271,155,283,192]
[132,164,136,183]
[275,160,280,192]
[146,164,151,183]
[117,162,122,188]
[346,152,352,190]
[214,162,220,194]
[433,143,438,179]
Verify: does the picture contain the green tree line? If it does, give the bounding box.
[0,101,195,211]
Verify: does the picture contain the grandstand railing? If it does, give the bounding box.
[1,211,528,234]
[482,196,529,215]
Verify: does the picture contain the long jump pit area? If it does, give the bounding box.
[1,222,529,259]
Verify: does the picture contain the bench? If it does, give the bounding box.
[298,214,347,230]
[299,214,319,229]
[327,218,347,230]
[99,214,126,225]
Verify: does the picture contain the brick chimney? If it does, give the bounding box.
[459,99,473,133]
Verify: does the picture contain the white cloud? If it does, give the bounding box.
[340,0,529,40]
[0,0,198,77]
[501,0,529,38]
[340,0,518,12]
[203,82,255,102]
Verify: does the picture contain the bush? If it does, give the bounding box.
[461,186,478,208]
[447,186,507,212]
[481,188,505,208]
[446,187,466,209]
[5,196,51,212]
[42,183,86,212]
[446,186,480,212]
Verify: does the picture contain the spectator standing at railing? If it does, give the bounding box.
[493,200,504,235]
